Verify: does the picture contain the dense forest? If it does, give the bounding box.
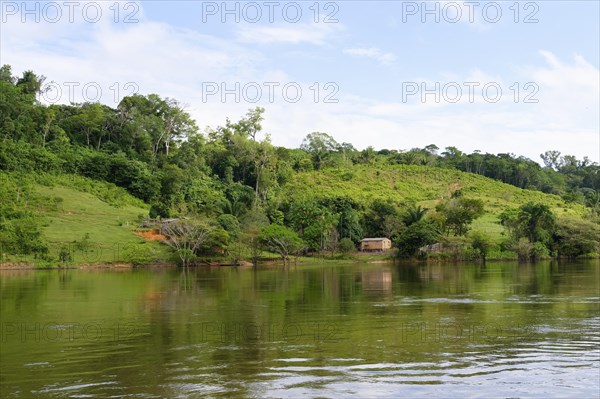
[1,66,599,265]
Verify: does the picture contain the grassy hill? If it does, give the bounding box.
[281,164,588,244]
[0,172,170,266]
[1,164,592,266]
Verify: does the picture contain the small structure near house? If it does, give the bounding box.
[359,237,392,252]
[419,242,445,254]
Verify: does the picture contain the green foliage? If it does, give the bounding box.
[364,198,399,237]
[516,202,556,246]
[120,243,159,265]
[396,218,442,258]
[259,224,304,262]
[338,237,355,254]
[300,132,339,170]
[205,228,230,253]
[149,202,170,219]
[1,64,598,264]
[58,245,72,263]
[500,202,558,260]
[402,204,428,226]
[554,217,600,257]
[73,233,91,252]
[0,218,48,257]
[512,237,534,260]
[470,231,493,261]
[0,171,165,265]
[436,197,485,236]
[217,214,241,238]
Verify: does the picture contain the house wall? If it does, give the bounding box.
[360,240,392,251]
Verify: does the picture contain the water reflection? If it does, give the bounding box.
[1,260,598,398]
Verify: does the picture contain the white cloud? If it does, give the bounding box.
[263,52,599,163]
[236,23,342,45]
[343,47,397,65]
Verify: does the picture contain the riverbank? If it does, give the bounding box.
[3,252,598,270]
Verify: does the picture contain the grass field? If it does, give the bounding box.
[1,172,170,266]
[281,164,588,243]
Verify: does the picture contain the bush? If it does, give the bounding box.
[513,238,533,260]
[396,218,441,258]
[554,217,600,257]
[532,241,550,259]
[338,237,355,253]
[149,202,170,219]
[0,218,48,256]
[470,231,493,261]
[121,243,157,265]
[218,214,241,238]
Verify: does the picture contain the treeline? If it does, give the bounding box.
[1,65,599,263]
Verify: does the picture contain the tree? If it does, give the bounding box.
[396,218,441,258]
[39,105,58,147]
[436,197,484,236]
[358,146,377,165]
[470,231,492,262]
[161,220,213,267]
[233,107,265,142]
[240,206,270,266]
[286,198,323,236]
[16,70,46,97]
[364,199,398,237]
[156,97,197,156]
[500,202,557,259]
[516,202,556,246]
[63,103,106,148]
[0,219,48,257]
[300,132,338,169]
[259,224,304,264]
[217,214,241,239]
[402,204,428,226]
[0,64,15,84]
[252,136,274,201]
[554,217,600,257]
[540,150,562,170]
[302,210,337,253]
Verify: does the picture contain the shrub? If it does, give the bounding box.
[338,237,355,253]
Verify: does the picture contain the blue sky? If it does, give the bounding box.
[1,1,599,162]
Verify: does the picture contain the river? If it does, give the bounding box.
[1,260,599,398]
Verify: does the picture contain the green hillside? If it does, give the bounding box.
[0,172,170,266]
[0,162,595,266]
[281,164,588,243]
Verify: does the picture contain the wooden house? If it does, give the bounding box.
[359,237,392,252]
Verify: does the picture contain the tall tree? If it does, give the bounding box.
[161,220,213,267]
[300,132,338,169]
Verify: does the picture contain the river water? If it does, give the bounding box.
[1,260,599,398]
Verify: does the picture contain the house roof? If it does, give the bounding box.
[360,238,391,242]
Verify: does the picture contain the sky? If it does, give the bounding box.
[1,0,599,163]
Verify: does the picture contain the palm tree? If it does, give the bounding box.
[402,204,428,226]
